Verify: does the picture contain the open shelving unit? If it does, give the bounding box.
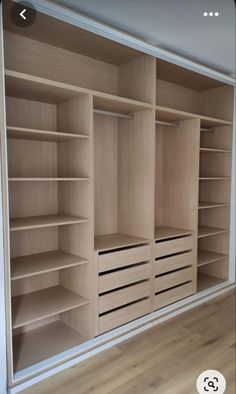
[0,1,234,383]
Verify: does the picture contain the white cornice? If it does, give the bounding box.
[14,0,235,86]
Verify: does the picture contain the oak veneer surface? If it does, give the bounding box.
[12,286,89,328]
[197,250,227,267]
[154,226,192,241]
[95,233,149,252]
[198,225,228,238]
[10,214,88,231]
[22,291,236,394]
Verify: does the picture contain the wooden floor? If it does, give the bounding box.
[23,291,235,394]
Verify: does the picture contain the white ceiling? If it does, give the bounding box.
[53,0,236,77]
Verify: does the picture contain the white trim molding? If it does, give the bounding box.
[14,0,236,86]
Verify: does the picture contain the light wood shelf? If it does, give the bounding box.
[12,286,89,329]
[13,321,87,372]
[7,126,89,142]
[95,233,149,252]
[198,202,230,209]
[9,178,90,182]
[155,226,192,241]
[197,249,227,267]
[197,272,226,292]
[200,147,231,153]
[5,70,152,112]
[199,177,231,180]
[198,225,228,238]
[155,105,232,127]
[10,214,88,231]
[11,250,89,280]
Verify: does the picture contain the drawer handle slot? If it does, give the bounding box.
[99,260,149,275]
[99,279,149,296]
[155,250,192,261]
[99,296,149,316]
[155,264,192,278]
[156,234,192,244]
[99,243,148,255]
[155,280,192,295]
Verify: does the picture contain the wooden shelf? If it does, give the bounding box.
[155,105,232,127]
[5,70,152,111]
[198,202,230,209]
[155,226,192,241]
[12,286,89,329]
[10,214,88,231]
[95,233,149,252]
[197,272,226,292]
[11,250,89,280]
[9,178,89,182]
[199,177,231,180]
[200,147,231,153]
[197,249,227,267]
[198,225,228,238]
[13,321,87,371]
[7,126,89,142]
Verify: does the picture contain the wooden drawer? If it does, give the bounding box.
[154,251,193,275]
[98,245,150,273]
[99,262,151,293]
[99,298,151,334]
[155,266,193,293]
[154,235,193,258]
[154,282,194,310]
[99,281,150,314]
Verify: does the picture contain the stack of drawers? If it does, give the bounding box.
[98,244,152,334]
[154,235,195,310]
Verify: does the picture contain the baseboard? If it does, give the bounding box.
[9,281,235,394]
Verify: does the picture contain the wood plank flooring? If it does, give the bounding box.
[22,291,235,394]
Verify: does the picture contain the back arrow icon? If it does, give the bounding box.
[20,9,26,20]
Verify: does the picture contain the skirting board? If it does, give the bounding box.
[8,281,235,394]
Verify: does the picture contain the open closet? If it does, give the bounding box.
[0,0,234,385]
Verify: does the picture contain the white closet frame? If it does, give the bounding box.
[0,2,235,393]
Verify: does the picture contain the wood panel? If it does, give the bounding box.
[99,281,150,314]
[156,79,202,114]
[99,298,151,334]
[202,85,234,121]
[198,258,229,280]
[154,282,194,310]
[99,262,151,293]
[4,32,118,95]
[155,236,193,258]
[198,206,230,229]
[155,267,193,293]
[154,252,193,275]
[199,180,231,204]
[11,271,58,297]
[119,54,156,104]
[199,152,231,178]
[98,245,150,273]
[94,114,118,236]
[118,109,155,239]
[95,233,148,252]
[200,126,232,151]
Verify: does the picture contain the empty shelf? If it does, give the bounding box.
[198,202,230,209]
[12,286,89,328]
[200,147,231,153]
[95,233,149,252]
[155,226,192,241]
[13,321,87,371]
[197,272,226,292]
[11,250,89,280]
[199,177,231,180]
[93,93,152,114]
[9,178,89,181]
[198,226,228,238]
[155,105,232,127]
[10,214,88,231]
[7,126,89,142]
[197,250,228,267]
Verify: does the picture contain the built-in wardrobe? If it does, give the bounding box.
[0,0,234,386]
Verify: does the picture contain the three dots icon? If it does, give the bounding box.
[203,11,219,16]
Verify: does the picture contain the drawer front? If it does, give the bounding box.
[99,281,150,314]
[155,266,193,293]
[154,282,194,310]
[99,262,151,293]
[154,251,193,276]
[99,298,151,334]
[98,245,150,273]
[155,235,193,258]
